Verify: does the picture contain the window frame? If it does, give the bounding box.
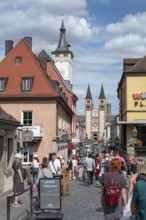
[0,77,8,92]
[21,77,34,92]
[22,110,33,126]
[15,56,22,64]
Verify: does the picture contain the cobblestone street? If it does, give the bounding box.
[62,180,104,220]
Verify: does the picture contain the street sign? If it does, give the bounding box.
[39,178,61,210]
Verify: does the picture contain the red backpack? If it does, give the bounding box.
[104,172,121,206]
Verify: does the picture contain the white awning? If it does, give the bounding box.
[117,119,146,125]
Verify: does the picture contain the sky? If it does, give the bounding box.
[0,0,146,115]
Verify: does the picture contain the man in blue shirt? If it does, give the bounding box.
[131,180,146,220]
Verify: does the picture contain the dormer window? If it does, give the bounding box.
[21,77,34,92]
[15,56,22,64]
[0,77,8,92]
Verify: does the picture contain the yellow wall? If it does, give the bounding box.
[127,76,146,121]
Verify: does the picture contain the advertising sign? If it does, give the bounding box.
[39,178,61,210]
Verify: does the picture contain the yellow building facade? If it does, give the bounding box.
[118,57,146,151]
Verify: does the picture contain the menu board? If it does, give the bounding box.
[39,178,61,210]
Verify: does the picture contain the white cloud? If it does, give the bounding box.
[104,34,146,55]
[106,12,146,35]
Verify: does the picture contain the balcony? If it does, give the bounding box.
[17,125,43,142]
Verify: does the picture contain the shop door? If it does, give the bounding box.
[0,136,4,193]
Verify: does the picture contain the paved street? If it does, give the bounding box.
[0,179,104,220]
[62,180,104,220]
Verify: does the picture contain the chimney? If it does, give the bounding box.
[5,40,13,56]
[24,37,32,50]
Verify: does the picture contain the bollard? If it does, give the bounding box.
[7,196,11,220]
[30,184,33,217]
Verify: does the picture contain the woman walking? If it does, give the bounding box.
[100,158,127,220]
[12,153,24,207]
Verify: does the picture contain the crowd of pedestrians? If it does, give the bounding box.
[11,149,146,220]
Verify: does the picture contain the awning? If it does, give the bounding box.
[117,119,146,125]
[68,142,76,150]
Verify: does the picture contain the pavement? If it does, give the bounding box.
[0,179,105,220]
[62,180,104,220]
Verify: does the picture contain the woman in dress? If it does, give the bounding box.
[100,158,127,220]
[72,156,78,179]
[12,153,24,207]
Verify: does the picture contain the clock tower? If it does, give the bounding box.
[52,20,73,84]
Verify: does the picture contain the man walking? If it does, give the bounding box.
[85,154,95,185]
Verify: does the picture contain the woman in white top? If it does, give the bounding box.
[31,155,40,184]
[72,156,78,179]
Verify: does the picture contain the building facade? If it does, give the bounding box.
[85,84,106,142]
[117,56,146,153]
[0,37,73,163]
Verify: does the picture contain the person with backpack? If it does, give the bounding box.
[100,158,127,220]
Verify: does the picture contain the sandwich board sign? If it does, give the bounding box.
[39,178,61,210]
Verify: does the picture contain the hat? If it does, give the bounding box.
[14,153,23,159]
[34,154,38,158]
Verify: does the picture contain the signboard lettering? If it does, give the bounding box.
[39,178,61,210]
[133,93,146,108]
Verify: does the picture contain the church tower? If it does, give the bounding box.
[85,85,93,140]
[52,20,74,84]
[98,84,106,141]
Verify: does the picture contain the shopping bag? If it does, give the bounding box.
[120,196,132,220]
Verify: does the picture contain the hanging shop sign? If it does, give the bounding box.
[22,129,33,142]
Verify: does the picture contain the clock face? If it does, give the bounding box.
[93,122,98,127]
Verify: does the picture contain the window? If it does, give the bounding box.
[17,146,33,164]
[15,56,22,64]
[21,77,33,92]
[23,111,33,125]
[7,138,13,166]
[0,78,8,92]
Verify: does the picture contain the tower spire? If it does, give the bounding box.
[99,84,106,100]
[86,84,92,100]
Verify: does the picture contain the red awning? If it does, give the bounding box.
[68,142,76,150]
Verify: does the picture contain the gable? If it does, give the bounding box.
[0,39,57,98]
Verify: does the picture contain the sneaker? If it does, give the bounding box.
[12,203,19,207]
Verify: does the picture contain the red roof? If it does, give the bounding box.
[0,39,58,98]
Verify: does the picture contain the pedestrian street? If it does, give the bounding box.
[62,180,104,220]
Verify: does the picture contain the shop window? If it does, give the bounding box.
[23,111,33,125]
[19,147,33,163]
